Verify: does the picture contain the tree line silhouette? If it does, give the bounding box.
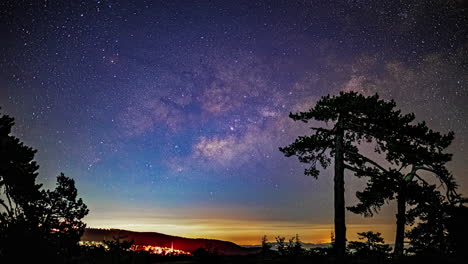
[1,92,468,263]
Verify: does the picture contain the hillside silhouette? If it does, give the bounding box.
[82,228,261,255]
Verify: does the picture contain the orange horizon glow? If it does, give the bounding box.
[85,218,397,245]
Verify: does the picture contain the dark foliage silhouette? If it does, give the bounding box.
[347,231,391,261]
[275,236,287,256]
[0,109,88,262]
[261,235,272,254]
[0,109,42,225]
[102,235,135,263]
[289,234,304,256]
[447,204,468,257]
[274,234,304,256]
[39,173,89,257]
[405,185,468,257]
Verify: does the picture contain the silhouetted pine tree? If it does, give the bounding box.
[348,115,458,256]
[280,92,415,260]
[39,173,89,258]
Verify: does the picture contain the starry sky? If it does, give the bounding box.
[1,0,468,245]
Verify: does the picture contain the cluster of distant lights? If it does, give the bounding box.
[79,241,191,256]
[132,244,191,255]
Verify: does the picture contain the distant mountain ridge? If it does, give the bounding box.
[82,228,261,255]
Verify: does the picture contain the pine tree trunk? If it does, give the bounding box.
[334,120,346,261]
[394,185,406,256]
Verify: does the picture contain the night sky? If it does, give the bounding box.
[1,0,468,245]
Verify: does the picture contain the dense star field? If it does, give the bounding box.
[0,1,467,245]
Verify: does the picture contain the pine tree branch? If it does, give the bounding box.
[362,156,389,174]
[345,120,388,141]
[344,149,389,173]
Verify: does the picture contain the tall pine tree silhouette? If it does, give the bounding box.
[280,92,414,260]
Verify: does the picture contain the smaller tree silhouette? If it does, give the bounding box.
[286,234,304,256]
[275,234,304,256]
[103,235,134,252]
[275,236,286,256]
[103,235,135,264]
[39,173,89,256]
[348,231,391,259]
[261,235,272,254]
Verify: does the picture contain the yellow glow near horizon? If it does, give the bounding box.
[86,217,396,245]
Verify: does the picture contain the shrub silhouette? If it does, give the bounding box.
[348,231,391,258]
